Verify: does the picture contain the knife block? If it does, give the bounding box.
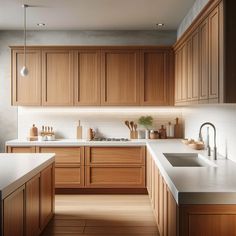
[130,131,138,139]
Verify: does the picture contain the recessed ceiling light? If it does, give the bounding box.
[37,23,45,27]
[156,23,165,27]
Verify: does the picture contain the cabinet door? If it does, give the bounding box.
[42,49,73,106]
[74,50,101,105]
[101,49,140,105]
[199,19,209,101]
[40,164,54,230]
[175,49,182,103]
[167,187,177,236]
[12,49,41,106]
[3,185,25,236]
[191,29,200,101]
[140,50,173,105]
[209,6,219,101]
[7,146,36,153]
[26,174,40,236]
[146,150,152,196]
[181,43,188,102]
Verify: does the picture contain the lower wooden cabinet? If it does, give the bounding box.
[7,146,36,153]
[2,164,54,236]
[6,145,146,190]
[55,165,84,188]
[26,174,41,236]
[3,185,25,236]
[37,146,84,188]
[85,146,145,188]
[40,164,55,230]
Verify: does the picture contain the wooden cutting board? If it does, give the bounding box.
[174,118,182,138]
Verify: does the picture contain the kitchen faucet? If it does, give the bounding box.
[198,122,217,160]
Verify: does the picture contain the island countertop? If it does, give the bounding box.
[0,153,55,199]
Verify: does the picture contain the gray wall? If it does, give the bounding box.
[177,0,210,38]
[0,30,176,152]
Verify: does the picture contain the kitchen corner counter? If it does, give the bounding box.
[5,138,236,205]
[0,153,55,199]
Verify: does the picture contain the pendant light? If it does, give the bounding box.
[20,4,29,77]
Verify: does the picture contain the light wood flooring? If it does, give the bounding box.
[42,194,159,236]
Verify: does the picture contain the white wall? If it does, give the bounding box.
[183,105,236,161]
[18,107,182,140]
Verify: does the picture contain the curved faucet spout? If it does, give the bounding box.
[198,122,217,160]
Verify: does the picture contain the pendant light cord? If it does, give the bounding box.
[23,4,28,66]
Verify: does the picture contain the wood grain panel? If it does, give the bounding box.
[55,166,84,188]
[140,50,172,105]
[26,174,41,236]
[167,188,177,236]
[40,164,54,230]
[85,166,145,188]
[74,50,101,105]
[175,49,182,103]
[101,49,140,105]
[180,205,236,236]
[3,185,25,236]
[7,146,36,153]
[199,18,209,101]
[209,6,219,101]
[85,147,145,165]
[42,49,73,106]
[37,147,83,164]
[12,49,41,106]
[181,43,188,102]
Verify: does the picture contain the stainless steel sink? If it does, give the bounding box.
[163,153,217,167]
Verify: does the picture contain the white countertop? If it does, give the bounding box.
[0,153,55,199]
[6,139,146,147]
[5,138,236,204]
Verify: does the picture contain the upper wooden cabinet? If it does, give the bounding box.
[74,50,101,105]
[11,46,174,106]
[174,0,229,105]
[42,49,74,106]
[12,49,41,106]
[101,49,140,105]
[140,49,174,105]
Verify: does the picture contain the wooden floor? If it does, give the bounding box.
[42,194,159,236]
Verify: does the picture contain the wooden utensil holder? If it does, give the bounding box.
[130,131,138,139]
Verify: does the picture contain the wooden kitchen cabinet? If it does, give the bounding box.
[3,185,25,236]
[101,49,140,105]
[85,146,145,188]
[37,146,84,188]
[140,49,174,105]
[7,146,36,153]
[40,164,54,230]
[42,49,74,106]
[74,49,101,105]
[11,49,41,106]
[26,174,41,236]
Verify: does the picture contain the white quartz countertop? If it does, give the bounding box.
[0,153,55,199]
[5,139,236,204]
[6,139,146,147]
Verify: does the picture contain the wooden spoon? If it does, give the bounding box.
[134,123,138,131]
[130,121,134,131]
[125,120,131,130]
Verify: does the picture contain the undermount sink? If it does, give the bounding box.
[163,153,217,167]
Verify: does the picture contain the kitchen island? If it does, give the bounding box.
[0,153,55,236]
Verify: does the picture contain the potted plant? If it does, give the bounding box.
[138,116,153,139]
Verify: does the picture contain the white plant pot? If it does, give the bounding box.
[138,130,145,139]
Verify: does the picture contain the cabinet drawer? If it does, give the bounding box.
[37,147,84,164]
[85,147,145,165]
[55,166,84,188]
[7,146,36,153]
[85,166,145,188]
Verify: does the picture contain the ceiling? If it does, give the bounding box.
[0,0,195,30]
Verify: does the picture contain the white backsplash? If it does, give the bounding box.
[183,105,236,161]
[18,107,182,139]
